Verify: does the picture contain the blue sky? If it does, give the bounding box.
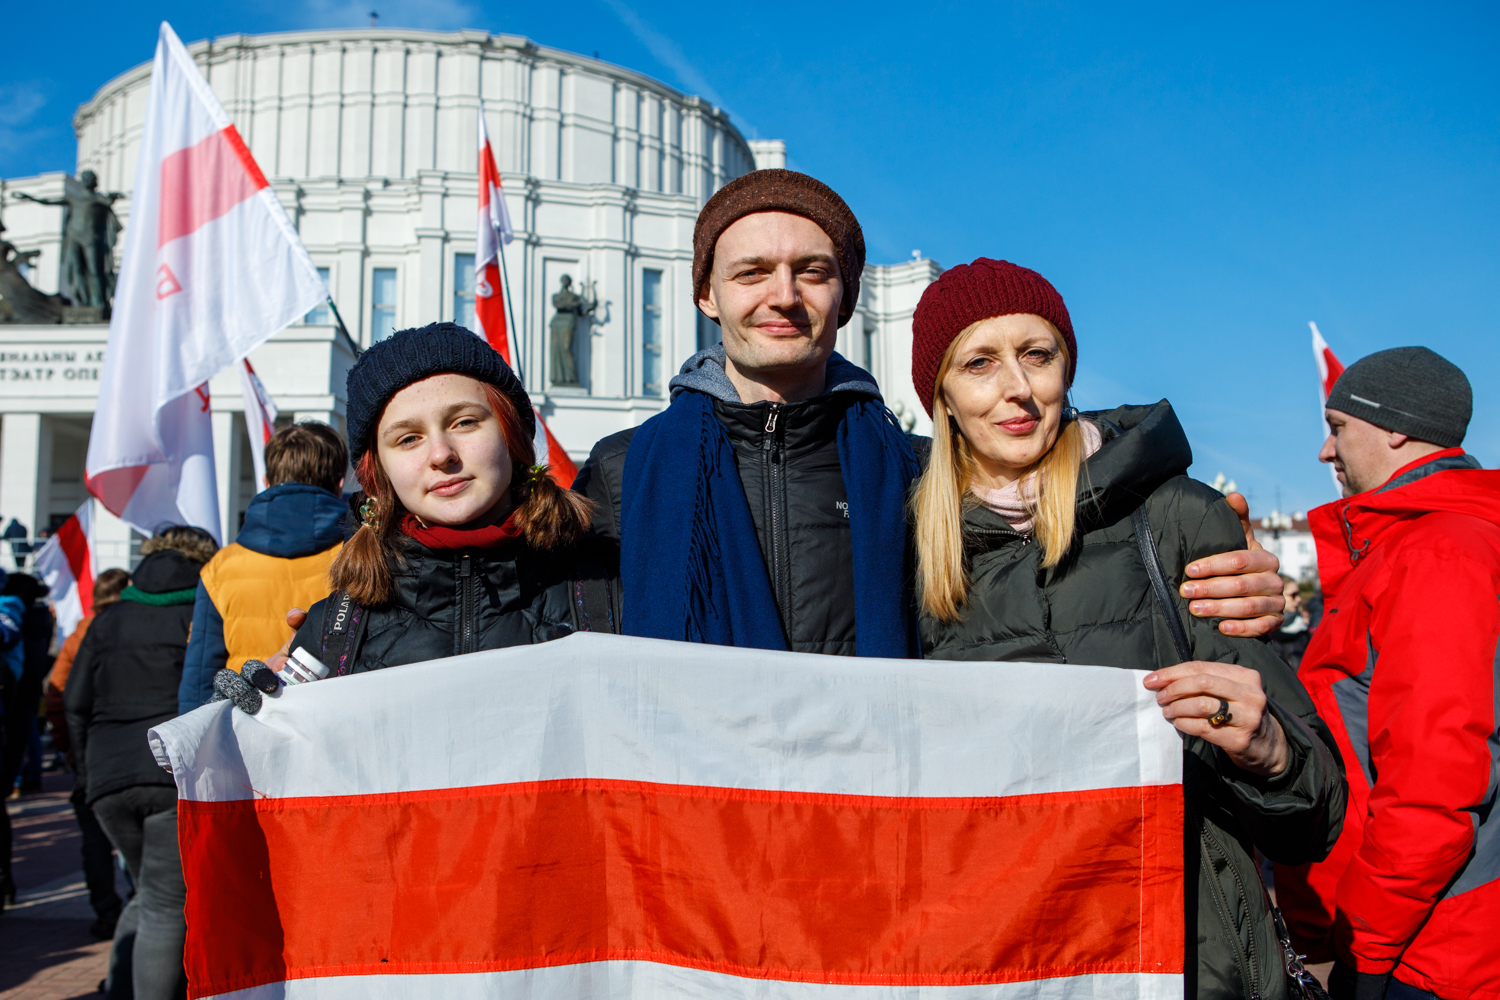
[3,2,1495,515]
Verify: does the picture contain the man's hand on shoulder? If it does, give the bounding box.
[1181,492,1286,637]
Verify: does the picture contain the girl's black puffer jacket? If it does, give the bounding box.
[922,401,1348,1000]
[290,532,620,674]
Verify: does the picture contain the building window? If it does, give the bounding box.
[454,253,476,331]
[696,311,718,353]
[371,268,397,342]
[642,269,663,396]
[303,268,331,324]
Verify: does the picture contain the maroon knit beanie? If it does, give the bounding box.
[910,258,1076,416]
[693,169,865,327]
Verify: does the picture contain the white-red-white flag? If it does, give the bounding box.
[85,22,327,541]
[1310,322,1347,492]
[31,501,95,639]
[474,109,574,486]
[475,108,514,362]
[151,635,1185,1000]
[238,359,279,491]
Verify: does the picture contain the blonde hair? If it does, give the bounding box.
[912,323,1089,622]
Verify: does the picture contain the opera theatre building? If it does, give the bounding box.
[0,28,937,568]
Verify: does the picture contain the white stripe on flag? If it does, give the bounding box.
[202,965,1181,1000]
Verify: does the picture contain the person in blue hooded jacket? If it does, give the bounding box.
[179,422,349,713]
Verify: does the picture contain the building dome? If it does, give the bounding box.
[0,27,934,566]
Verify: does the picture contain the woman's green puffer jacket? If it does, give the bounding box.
[922,401,1347,1000]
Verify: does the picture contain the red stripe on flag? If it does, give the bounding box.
[158,125,270,248]
[543,418,578,485]
[1320,347,1344,397]
[85,465,150,520]
[475,261,510,362]
[179,779,1183,997]
[54,513,93,617]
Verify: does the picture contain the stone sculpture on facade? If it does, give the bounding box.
[12,170,123,315]
[548,274,597,387]
[0,220,67,324]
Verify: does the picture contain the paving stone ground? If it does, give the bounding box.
[1,770,127,1000]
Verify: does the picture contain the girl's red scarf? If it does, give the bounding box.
[400,511,522,550]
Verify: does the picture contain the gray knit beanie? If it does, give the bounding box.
[1326,346,1471,448]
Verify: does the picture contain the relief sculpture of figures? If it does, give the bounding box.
[0,220,67,323]
[548,274,597,386]
[11,169,123,313]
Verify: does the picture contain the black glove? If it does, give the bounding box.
[209,662,280,715]
[1329,962,1390,1000]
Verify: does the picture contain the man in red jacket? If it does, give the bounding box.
[1275,347,1499,1000]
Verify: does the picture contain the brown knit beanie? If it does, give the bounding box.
[910,258,1077,416]
[693,169,865,327]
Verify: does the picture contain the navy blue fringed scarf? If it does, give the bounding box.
[620,379,921,658]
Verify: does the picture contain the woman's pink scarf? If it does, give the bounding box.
[972,419,1103,535]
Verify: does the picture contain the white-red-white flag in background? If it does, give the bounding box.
[85,22,327,541]
[238,359,278,491]
[151,635,1184,1000]
[31,501,95,639]
[476,107,575,486]
[1310,322,1347,493]
[475,108,514,361]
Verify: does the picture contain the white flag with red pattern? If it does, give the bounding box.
[31,501,95,639]
[239,359,279,491]
[85,21,326,540]
[475,109,515,362]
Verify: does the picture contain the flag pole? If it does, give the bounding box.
[497,247,524,385]
[325,297,362,358]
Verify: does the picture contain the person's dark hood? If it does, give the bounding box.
[237,482,349,558]
[132,549,206,593]
[668,343,881,403]
[961,400,1193,534]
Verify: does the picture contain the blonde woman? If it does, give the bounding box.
[909,259,1346,1000]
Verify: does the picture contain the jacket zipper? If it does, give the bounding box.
[458,553,476,655]
[1200,824,1262,1000]
[763,404,790,620]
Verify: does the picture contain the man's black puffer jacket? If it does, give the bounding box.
[65,549,203,805]
[574,345,884,656]
[290,533,620,673]
[922,401,1347,1000]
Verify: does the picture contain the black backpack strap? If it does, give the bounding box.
[570,576,618,634]
[319,589,369,676]
[1132,505,1194,665]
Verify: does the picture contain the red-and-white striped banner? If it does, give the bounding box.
[31,500,95,638]
[150,635,1184,1000]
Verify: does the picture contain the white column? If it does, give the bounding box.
[212,411,238,545]
[0,414,42,571]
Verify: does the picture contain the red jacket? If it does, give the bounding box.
[1275,449,1500,1000]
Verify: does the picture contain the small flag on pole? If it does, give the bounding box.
[85,22,328,541]
[476,104,575,487]
[475,107,515,362]
[1310,322,1346,493]
[238,359,279,491]
[31,501,96,639]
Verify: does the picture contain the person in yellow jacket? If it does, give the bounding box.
[179,422,349,712]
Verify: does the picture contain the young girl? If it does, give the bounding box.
[276,323,617,677]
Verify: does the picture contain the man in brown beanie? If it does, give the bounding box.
[573,169,1285,654]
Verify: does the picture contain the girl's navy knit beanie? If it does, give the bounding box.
[344,323,535,465]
